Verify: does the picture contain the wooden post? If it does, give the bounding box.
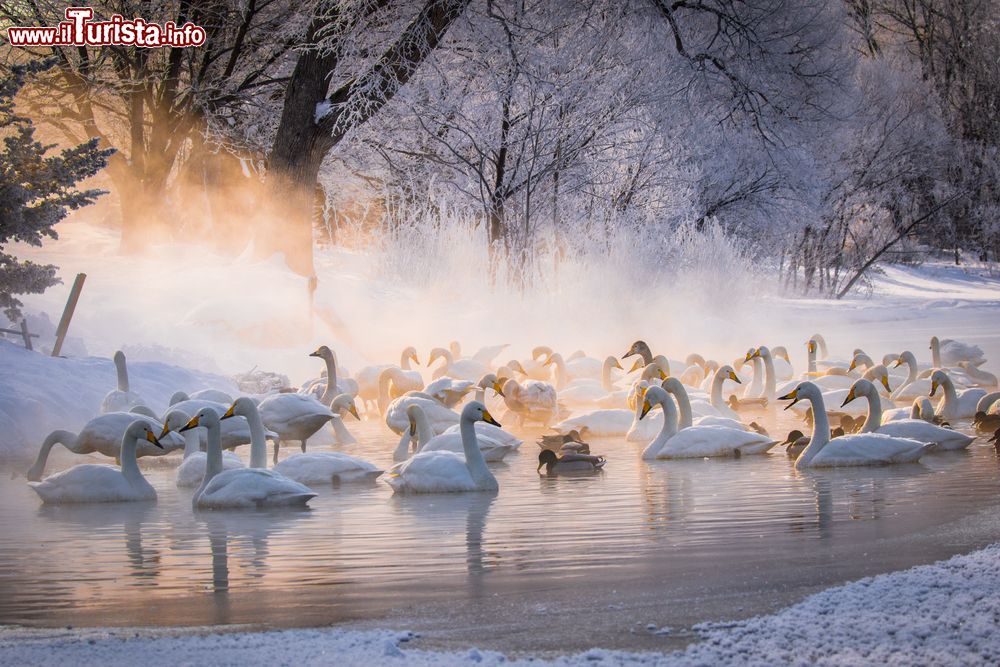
[52,273,86,357]
[20,319,32,351]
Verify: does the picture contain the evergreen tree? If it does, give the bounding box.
[0,61,113,321]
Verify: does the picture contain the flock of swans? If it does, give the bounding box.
[23,334,1000,511]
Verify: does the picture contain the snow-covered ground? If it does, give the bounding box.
[3,541,999,665]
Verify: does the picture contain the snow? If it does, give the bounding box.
[315,100,332,123]
[3,542,1000,665]
[0,340,235,460]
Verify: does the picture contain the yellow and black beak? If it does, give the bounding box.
[482,409,501,428]
[158,424,171,439]
[778,387,800,411]
[929,381,939,397]
[728,371,741,384]
[743,350,755,362]
[628,359,642,373]
[146,429,164,449]
[658,369,667,380]
[807,341,816,353]
[411,353,421,366]
[848,360,857,371]
[348,402,361,420]
[613,359,623,370]
[840,387,856,408]
[892,358,903,368]
[492,380,506,397]
[639,399,653,420]
[179,415,201,432]
[881,376,892,393]
[221,403,236,420]
[409,418,417,437]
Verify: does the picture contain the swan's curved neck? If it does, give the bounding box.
[669,384,693,429]
[244,406,269,469]
[931,339,941,368]
[393,428,413,460]
[938,375,957,411]
[550,356,567,388]
[601,358,615,392]
[182,429,201,458]
[761,351,776,399]
[474,386,485,403]
[28,430,77,480]
[860,387,883,432]
[377,370,396,415]
[331,415,355,443]
[460,416,495,488]
[798,394,831,466]
[903,354,917,384]
[400,350,412,370]
[642,397,678,459]
[320,352,338,404]
[120,433,142,480]
[411,409,436,451]
[747,356,763,397]
[196,421,223,503]
[710,372,726,409]
[807,345,817,374]
[115,355,130,392]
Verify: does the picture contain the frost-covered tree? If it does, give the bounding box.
[0,62,113,320]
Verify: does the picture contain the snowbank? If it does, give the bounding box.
[0,340,236,460]
[3,542,999,665]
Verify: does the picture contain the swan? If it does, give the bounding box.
[500,378,559,426]
[741,349,764,398]
[512,347,556,381]
[100,351,147,413]
[27,413,183,481]
[401,404,514,462]
[882,396,940,424]
[162,409,244,488]
[28,420,163,504]
[354,347,420,410]
[423,377,476,408]
[181,404,316,508]
[842,379,973,450]
[745,346,777,401]
[553,408,635,438]
[769,346,794,381]
[301,346,360,402]
[784,365,894,418]
[891,351,935,401]
[639,386,775,459]
[429,347,489,382]
[544,352,602,385]
[383,401,500,494]
[442,378,521,449]
[385,394,459,434]
[779,382,931,468]
[930,369,987,420]
[448,341,509,367]
[931,336,986,367]
[555,356,624,404]
[327,393,361,445]
[957,361,998,388]
[537,449,606,474]
[163,398,276,452]
[376,366,426,414]
[257,393,334,463]
[809,334,852,372]
[663,377,746,431]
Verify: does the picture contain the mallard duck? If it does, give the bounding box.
[537,449,605,474]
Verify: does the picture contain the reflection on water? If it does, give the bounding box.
[1,410,1000,635]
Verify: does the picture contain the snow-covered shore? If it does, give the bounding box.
[3,542,999,665]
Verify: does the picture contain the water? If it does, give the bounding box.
[2,409,1000,654]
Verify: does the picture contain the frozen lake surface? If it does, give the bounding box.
[2,410,999,654]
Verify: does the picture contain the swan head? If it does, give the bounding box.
[537,449,558,472]
[404,404,426,435]
[718,365,741,384]
[181,407,221,432]
[169,391,189,406]
[331,393,360,419]
[222,396,258,420]
[429,347,450,366]
[640,363,667,381]
[126,420,163,449]
[402,346,420,365]
[543,353,563,367]
[930,336,939,351]
[160,409,192,438]
[605,356,624,370]
[862,365,892,393]
[640,385,669,419]
[841,379,875,407]
[685,353,706,368]
[744,348,761,362]
[113,350,126,366]
[623,340,649,359]
[309,345,333,360]
[532,346,553,360]
[772,346,790,363]
[462,400,501,427]
[778,381,820,411]
[477,373,505,396]
[929,369,949,396]
[806,339,817,355]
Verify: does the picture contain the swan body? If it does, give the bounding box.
[384,402,500,494]
[501,378,559,426]
[780,382,931,468]
[423,377,476,408]
[301,345,360,402]
[401,405,514,462]
[843,379,973,450]
[27,413,183,481]
[385,395,459,434]
[354,347,420,408]
[930,370,987,420]
[258,393,334,461]
[554,409,634,437]
[442,421,522,448]
[182,407,315,509]
[274,453,382,485]
[430,347,489,382]
[100,351,147,413]
[162,409,244,488]
[189,389,235,404]
[931,336,986,367]
[28,421,163,504]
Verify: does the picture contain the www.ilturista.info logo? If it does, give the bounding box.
[6,7,206,48]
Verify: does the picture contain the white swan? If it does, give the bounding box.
[181,407,316,509]
[930,369,987,420]
[957,361,998,388]
[354,347,420,410]
[163,409,244,488]
[327,393,361,445]
[258,393,334,463]
[553,408,635,438]
[663,377,746,431]
[27,413,183,481]
[164,398,276,452]
[745,346,777,401]
[544,352,602,386]
[707,364,745,418]
[429,347,489,382]
[100,351,147,413]
[401,404,514,462]
[28,420,163,504]
[385,394,459,435]
[500,378,559,426]
[841,379,973,450]
[639,386,775,459]
[301,345,360,402]
[423,377,476,408]
[376,366,427,414]
[931,336,986,367]
[890,351,934,401]
[779,382,931,468]
[383,402,500,494]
